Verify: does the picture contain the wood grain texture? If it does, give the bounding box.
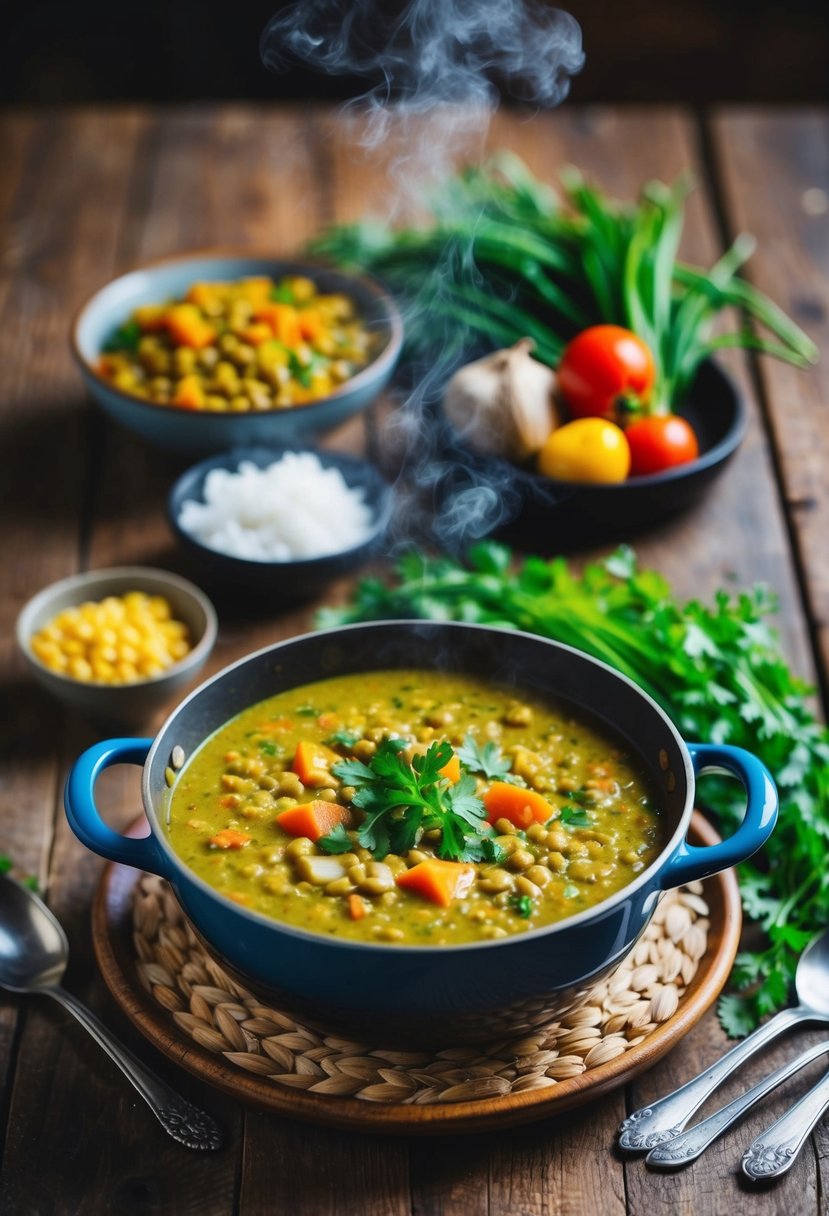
[710,108,829,691]
[0,104,825,1215]
[708,103,829,1216]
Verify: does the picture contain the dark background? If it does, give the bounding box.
[2,0,827,105]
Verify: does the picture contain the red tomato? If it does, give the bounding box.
[625,415,699,476]
[558,326,655,420]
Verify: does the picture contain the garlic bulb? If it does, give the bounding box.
[443,338,558,461]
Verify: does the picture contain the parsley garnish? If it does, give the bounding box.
[328,729,361,749]
[559,806,592,828]
[295,705,316,717]
[318,824,355,855]
[331,739,500,862]
[510,893,533,918]
[457,734,513,780]
[269,282,295,303]
[258,741,277,756]
[103,319,142,354]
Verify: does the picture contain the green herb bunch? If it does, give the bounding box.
[310,153,817,409]
[319,542,829,1035]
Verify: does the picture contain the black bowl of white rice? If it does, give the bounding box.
[168,446,394,604]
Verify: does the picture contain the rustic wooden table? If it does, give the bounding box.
[0,104,827,1215]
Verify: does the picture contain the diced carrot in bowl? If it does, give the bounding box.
[483,782,555,828]
[293,740,342,786]
[208,829,252,850]
[439,754,461,783]
[166,304,216,349]
[134,304,169,331]
[396,859,475,907]
[172,374,205,410]
[276,800,352,842]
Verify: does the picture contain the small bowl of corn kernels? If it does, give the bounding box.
[16,567,217,725]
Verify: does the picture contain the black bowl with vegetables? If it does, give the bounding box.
[313,155,815,548]
[437,358,747,549]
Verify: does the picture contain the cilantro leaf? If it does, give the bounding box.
[509,893,534,918]
[328,729,360,749]
[559,806,592,828]
[332,757,376,786]
[337,739,495,863]
[457,734,513,780]
[318,825,353,854]
[269,282,295,303]
[103,319,142,354]
[258,740,277,756]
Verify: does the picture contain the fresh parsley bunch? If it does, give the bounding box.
[320,541,829,1035]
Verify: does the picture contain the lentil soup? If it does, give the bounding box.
[166,670,664,945]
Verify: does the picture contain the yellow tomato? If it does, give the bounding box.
[537,418,631,483]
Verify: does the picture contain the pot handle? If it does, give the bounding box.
[64,738,173,878]
[665,743,778,888]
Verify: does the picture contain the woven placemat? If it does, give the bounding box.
[130,876,709,1106]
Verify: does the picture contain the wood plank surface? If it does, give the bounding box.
[710,108,829,692]
[0,104,825,1215]
[710,104,829,1209]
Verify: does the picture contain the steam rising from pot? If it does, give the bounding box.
[261,0,583,133]
[261,0,584,548]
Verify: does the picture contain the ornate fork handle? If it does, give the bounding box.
[646,1040,829,1168]
[743,1067,829,1181]
[619,1005,812,1150]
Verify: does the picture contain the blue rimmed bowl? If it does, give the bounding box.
[71,252,403,456]
[64,622,777,1044]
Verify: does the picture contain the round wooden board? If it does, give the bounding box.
[92,811,741,1135]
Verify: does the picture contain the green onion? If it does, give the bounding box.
[311,156,817,408]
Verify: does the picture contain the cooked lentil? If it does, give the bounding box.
[97,275,377,412]
[166,670,663,944]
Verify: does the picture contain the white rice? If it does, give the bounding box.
[178,452,375,562]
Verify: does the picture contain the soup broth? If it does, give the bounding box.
[166,670,664,945]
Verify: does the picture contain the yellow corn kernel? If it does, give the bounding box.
[137,660,165,679]
[68,657,93,681]
[30,592,191,687]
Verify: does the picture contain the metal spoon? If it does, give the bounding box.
[0,874,222,1150]
[619,927,829,1150]
[646,1039,829,1168]
[742,1065,829,1181]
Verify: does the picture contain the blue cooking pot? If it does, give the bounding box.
[65,622,777,1043]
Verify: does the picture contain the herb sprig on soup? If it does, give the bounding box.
[167,671,663,945]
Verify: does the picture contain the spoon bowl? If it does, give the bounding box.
[0,877,68,992]
[0,874,222,1150]
[794,927,829,1013]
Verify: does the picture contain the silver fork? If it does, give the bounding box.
[645,1040,829,1169]
[742,1066,829,1181]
